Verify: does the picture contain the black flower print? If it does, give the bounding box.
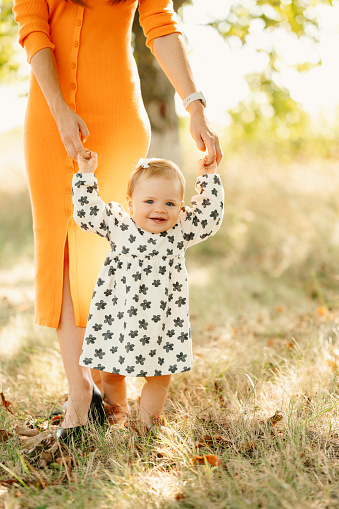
[176,352,187,362]
[110,346,118,354]
[140,335,150,346]
[104,314,114,326]
[77,209,85,218]
[158,357,164,365]
[95,300,107,310]
[90,205,99,216]
[139,319,148,330]
[129,235,136,243]
[129,330,138,338]
[119,333,125,343]
[175,296,186,307]
[144,265,152,275]
[152,315,161,323]
[159,266,166,275]
[119,356,125,364]
[149,350,156,357]
[154,370,162,376]
[92,323,102,331]
[127,306,137,317]
[140,300,151,310]
[174,317,184,328]
[83,358,93,365]
[168,365,177,373]
[104,289,113,297]
[178,332,189,343]
[78,196,89,206]
[126,366,135,374]
[160,300,167,310]
[135,354,145,365]
[139,284,148,295]
[85,334,96,345]
[172,282,182,292]
[112,367,120,374]
[163,342,174,352]
[94,349,105,359]
[132,272,141,282]
[125,342,135,353]
[138,245,147,253]
[136,370,147,377]
[93,364,105,371]
[166,329,175,337]
[102,331,113,341]
[152,280,161,288]
[117,312,124,319]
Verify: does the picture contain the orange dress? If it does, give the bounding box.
[13,0,181,328]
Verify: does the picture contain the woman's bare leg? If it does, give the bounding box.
[57,243,94,428]
[139,375,172,428]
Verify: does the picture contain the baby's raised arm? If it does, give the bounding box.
[198,156,218,176]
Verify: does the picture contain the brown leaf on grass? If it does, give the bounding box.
[0,479,17,485]
[192,454,222,466]
[238,441,256,453]
[267,411,283,426]
[51,415,63,425]
[15,427,40,437]
[327,359,338,371]
[0,392,13,414]
[205,323,216,331]
[20,432,55,457]
[267,337,275,347]
[197,434,230,447]
[38,451,53,468]
[0,429,12,442]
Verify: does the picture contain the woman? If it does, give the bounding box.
[13,0,222,433]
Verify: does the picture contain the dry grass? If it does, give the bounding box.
[1,129,339,508]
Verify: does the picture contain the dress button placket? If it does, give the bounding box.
[65,5,84,218]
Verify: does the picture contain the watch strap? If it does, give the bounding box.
[183,91,207,111]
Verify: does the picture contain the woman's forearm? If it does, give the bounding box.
[152,32,222,164]
[152,33,204,115]
[30,48,66,117]
[30,48,89,160]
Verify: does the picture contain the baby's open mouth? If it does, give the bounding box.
[150,217,166,223]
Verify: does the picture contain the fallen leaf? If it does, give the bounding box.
[267,411,283,426]
[51,415,63,425]
[0,479,17,485]
[0,393,13,414]
[15,427,40,437]
[197,434,230,447]
[20,432,55,457]
[267,337,275,347]
[239,441,256,452]
[192,454,222,466]
[38,451,53,468]
[0,429,12,442]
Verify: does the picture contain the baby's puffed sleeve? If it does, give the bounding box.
[179,174,224,249]
[138,0,182,54]
[72,173,125,240]
[13,0,55,63]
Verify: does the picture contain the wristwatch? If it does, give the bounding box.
[183,91,207,111]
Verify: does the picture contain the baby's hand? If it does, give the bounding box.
[77,149,98,173]
[198,156,217,176]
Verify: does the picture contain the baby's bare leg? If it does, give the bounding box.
[139,375,172,428]
[101,373,129,421]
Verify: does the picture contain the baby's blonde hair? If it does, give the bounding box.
[127,159,185,199]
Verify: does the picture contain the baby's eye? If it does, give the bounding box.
[166,202,175,207]
[145,200,153,204]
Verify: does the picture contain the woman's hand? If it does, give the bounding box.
[53,98,90,161]
[188,101,223,166]
[78,150,98,173]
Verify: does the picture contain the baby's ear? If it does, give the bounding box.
[126,196,133,215]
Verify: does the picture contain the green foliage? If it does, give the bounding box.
[207,0,336,147]
[0,0,19,81]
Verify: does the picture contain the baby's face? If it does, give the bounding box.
[127,175,184,233]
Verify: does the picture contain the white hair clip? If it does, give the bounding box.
[137,158,151,169]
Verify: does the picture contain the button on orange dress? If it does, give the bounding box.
[13,0,181,328]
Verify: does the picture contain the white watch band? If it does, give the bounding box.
[183,91,207,111]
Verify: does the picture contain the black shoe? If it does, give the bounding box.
[56,384,106,444]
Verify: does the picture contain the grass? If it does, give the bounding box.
[1,129,339,508]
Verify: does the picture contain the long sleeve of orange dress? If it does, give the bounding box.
[13,0,181,328]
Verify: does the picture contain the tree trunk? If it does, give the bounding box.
[132,0,187,164]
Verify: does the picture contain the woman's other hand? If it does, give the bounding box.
[53,99,90,161]
[188,101,223,166]
[77,150,98,173]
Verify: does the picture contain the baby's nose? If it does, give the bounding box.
[154,205,166,213]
